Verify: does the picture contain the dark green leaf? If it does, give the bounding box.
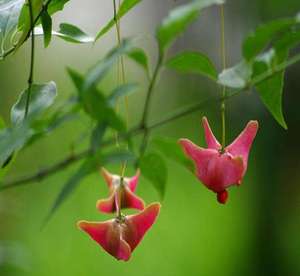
[54,23,93,43]
[156,0,224,53]
[140,152,167,199]
[47,0,70,15]
[41,9,52,47]
[151,136,194,172]
[243,17,299,61]
[253,49,288,129]
[166,51,217,80]
[90,123,107,152]
[83,39,132,92]
[127,48,149,76]
[95,0,141,41]
[218,61,252,89]
[11,81,57,125]
[108,83,138,106]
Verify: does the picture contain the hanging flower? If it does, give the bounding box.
[179,117,258,204]
[97,168,145,213]
[77,203,161,261]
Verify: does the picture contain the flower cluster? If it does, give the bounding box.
[179,117,258,204]
[77,168,161,261]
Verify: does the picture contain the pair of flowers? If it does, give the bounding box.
[77,168,161,261]
[78,117,258,261]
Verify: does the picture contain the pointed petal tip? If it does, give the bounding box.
[101,167,113,187]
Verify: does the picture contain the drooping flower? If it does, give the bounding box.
[77,203,161,261]
[179,117,258,204]
[97,168,145,213]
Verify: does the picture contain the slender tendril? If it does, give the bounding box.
[24,0,35,118]
[220,4,226,148]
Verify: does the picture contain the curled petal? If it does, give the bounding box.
[202,117,221,150]
[226,121,258,172]
[127,169,140,192]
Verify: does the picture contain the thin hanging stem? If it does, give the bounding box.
[220,4,226,148]
[24,0,35,118]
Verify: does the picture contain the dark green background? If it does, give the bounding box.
[1,0,300,275]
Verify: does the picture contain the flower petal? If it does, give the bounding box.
[127,169,140,192]
[101,167,114,189]
[77,220,131,261]
[226,121,258,171]
[202,117,221,150]
[123,187,145,211]
[96,192,116,213]
[124,203,161,251]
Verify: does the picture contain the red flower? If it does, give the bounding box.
[97,168,145,213]
[179,117,258,204]
[77,203,161,261]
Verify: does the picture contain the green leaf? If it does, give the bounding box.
[95,0,141,41]
[11,81,57,125]
[218,60,252,89]
[140,152,167,199]
[41,9,52,47]
[0,117,5,129]
[47,0,70,15]
[127,48,149,76]
[83,39,132,92]
[243,17,299,61]
[156,0,224,53]
[0,121,33,167]
[166,51,217,80]
[151,136,194,172]
[253,49,288,129]
[108,83,138,106]
[90,123,107,152]
[67,68,125,131]
[54,23,93,43]
[0,0,24,56]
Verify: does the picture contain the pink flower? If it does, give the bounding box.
[179,117,258,204]
[97,168,145,213]
[77,203,161,261]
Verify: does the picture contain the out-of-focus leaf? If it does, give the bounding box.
[166,51,217,80]
[156,0,224,53]
[0,116,5,129]
[243,16,300,61]
[0,121,33,167]
[0,0,24,56]
[108,83,138,106]
[253,49,288,129]
[67,68,125,131]
[90,123,107,152]
[95,0,141,41]
[11,81,57,125]
[151,136,194,172]
[54,23,93,43]
[140,152,167,199]
[83,39,132,92]
[127,48,149,76]
[218,61,252,89]
[41,8,52,47]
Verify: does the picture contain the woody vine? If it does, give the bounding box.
[0,0,300,261]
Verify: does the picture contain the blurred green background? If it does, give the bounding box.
[1,0,300,275]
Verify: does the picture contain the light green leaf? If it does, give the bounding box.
[253,49,288,129]
[0,121,33,167]
[157,0,224,53]
[243,16,299,61]
[47,0,70,15]
[127,48,149,76]
[108,83,138,106]
[83,39,132,92]
[41,9,52,47]
[95,0,141,41]
[166,51,217,80]
[140,152,167,199]
[151,136,194,172]
[0,0,24,56]
[11,81,57,125]
[218,60,252,89]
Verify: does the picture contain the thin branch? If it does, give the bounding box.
[1,51,300,191]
